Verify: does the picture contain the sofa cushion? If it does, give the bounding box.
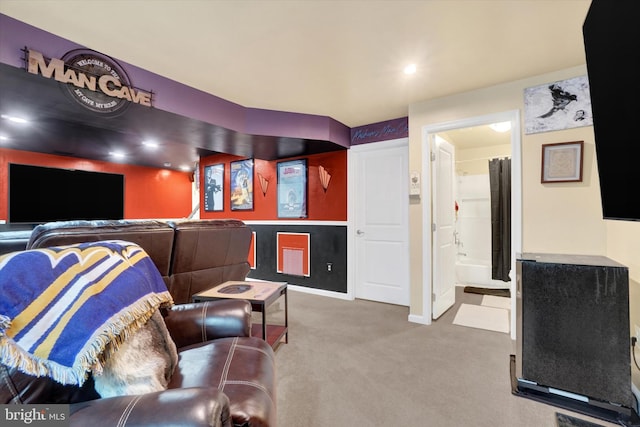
[27,220,175,279]
[0,230,31,256]
[69,387,233,427]
[167,219,252,304]
[168,337,275,427]
[163,300,252,348]
[0,365,100,404]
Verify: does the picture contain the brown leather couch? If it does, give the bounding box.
[0,230,33,256]
[1,298,276,427]
[26,219,252,304]
[167,219,252,304]
[10,219,276,426]
[27,219,175,282]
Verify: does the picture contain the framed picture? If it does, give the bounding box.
[277,159,307,218]
[541,141,584,183]
[230,159,254,210]
[203,163,224,211]
[524,75,593,134]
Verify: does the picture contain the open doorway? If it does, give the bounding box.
[422,110,522,340]
[439,124,512,335]
[441,123,512,290]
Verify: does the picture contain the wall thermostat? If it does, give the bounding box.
[410,171,421,196]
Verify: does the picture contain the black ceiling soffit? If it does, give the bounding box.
[0,63,346,170]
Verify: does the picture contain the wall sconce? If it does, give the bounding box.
[258,172,269,196]
[318,165,331,192]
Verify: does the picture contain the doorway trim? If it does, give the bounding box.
[421,110,522,339]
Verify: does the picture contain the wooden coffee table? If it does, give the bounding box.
[192,280,288,349]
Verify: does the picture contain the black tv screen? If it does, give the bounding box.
[583,0,640,221]
[8,163,124,223]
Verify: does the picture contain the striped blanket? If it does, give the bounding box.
[0,240,173,386]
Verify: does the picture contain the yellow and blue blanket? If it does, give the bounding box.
[0,240,173,386]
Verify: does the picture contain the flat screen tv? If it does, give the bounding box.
[8,163,124,223]
[583,0,640,221]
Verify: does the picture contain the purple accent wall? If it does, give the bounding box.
[245,108,344,144]
[0,14,350,148]
[350,117,409,145]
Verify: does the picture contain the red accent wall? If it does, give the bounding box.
[200,150,347,221]
[0,148,192,221]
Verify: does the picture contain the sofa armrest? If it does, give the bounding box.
[70,388,231,427]
[163,300,252,348]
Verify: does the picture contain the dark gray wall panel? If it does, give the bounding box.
[246,224,347,293]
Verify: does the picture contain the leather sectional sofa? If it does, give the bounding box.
[26,218,253,304]
[1,219,277,426]
[1,299,276,426]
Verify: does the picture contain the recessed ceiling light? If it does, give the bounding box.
[108,151,126,159]
[489,121,511,133]
[163,162,172,168]
[142,140,159,148]
[403,64,417,75]
[1,114,29,124]
[179,165,191,172]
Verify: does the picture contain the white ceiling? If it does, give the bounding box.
[439,124,511,150]
[0,0,592,129]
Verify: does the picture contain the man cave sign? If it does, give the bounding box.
[27,48,152,116]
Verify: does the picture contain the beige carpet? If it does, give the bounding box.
[274,288,618,427]
[452,303,510,333]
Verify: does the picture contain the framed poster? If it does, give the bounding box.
[203,163,224,211]
[277,159,307,218]
[541,141,584,183]
[230,159,254,210]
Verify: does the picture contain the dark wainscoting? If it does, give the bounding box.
[246,223,347,293]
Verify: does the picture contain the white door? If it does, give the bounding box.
[353,140,409,306]
[431,137,456,318]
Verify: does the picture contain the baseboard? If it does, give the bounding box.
[408,314,431,325]
[287,284,353,300]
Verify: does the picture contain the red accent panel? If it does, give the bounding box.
[276,232,310,276]
[248,231,256,269]
[200,150,347,221]
[0,148,192,221]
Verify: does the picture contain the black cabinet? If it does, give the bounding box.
[515,253,635,419]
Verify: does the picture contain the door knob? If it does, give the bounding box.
[356,229,365,235]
